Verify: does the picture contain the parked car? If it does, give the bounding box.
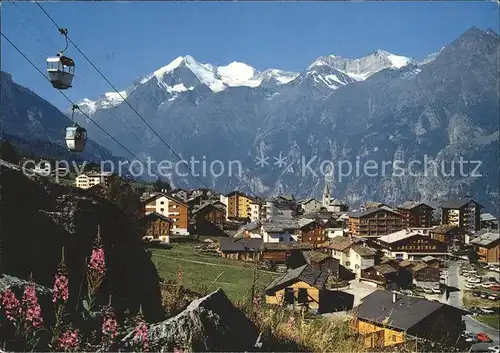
[488,345,499,353]
[468,277,482,283]
[476,333,492,343]
[480,292,489,299]
[488,277,498,283]
[469,306,482,315]
[480,308,495,314]
[490,286,500,292]
[473,291,482,297]
[488,295,498,301]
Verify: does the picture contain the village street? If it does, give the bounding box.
[446,262,499,344]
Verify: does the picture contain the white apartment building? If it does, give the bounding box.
[75,172,112,189]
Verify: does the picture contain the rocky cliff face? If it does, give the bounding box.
[0,161,164,322]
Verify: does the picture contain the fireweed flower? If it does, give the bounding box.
[102,312,119,340]
[21,284,43,328]
[89,247,106,274]
[0,289,21,322]
[133,320,149,351]
[58,328,80,351]
[52,272,69,304]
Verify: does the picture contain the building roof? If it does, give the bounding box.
[351,244,376,257]
[349,207,401,219]
[410,262,429,273]
[277,194,295,202]
[431,224,458,234]
[261,219,300,232]
[327,236,359,251]
[378,229,423,244]
[298,198,321,205]
[356,290,468,331]
[140,212,173,223]
[192,201,225,215]
[302,251,331,264]
[374,264,399,275]
[398,260,414,268]
[141,192,188,206]
[440,198,482,209]
[481,213,498,222]
[265,264,328,292]
[219,238,263,252]
[264,243,313,251]
[421,255,439,263]
[470,232,500,247]
[364,201,389,209]
[298,218,316,228]
[397,201,435,210]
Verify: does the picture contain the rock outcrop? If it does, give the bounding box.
[0,161,164,322]
[122,288,259,352]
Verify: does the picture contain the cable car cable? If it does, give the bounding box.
[34,1,212,190]
[7,5,164,171]
[1,32,171,184]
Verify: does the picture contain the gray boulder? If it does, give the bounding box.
[122,288,259,352]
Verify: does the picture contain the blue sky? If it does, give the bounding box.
[2,1,499,111]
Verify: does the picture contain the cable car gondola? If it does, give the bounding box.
[47,28,75,90]
[66,105,87,152]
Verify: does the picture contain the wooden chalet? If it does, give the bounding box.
[140,212,173,243]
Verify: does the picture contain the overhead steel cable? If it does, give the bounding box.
[8,1,147,147]
[1,31,170,184]
[34,1,212,190]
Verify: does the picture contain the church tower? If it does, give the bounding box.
[322,179,331,208]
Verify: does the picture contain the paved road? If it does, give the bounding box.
[464,315,500,344]
[446,261,499,344]
[446,261,462,309]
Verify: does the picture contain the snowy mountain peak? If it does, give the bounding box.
[217,61,261,87]
[308,50,414,81]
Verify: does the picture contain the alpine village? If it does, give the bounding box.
[1,2,500,351]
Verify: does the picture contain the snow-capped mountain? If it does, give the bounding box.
[69,28,499,214]
[76,50,413,113]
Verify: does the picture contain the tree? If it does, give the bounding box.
[0,141,21,164]
[104,178,143,219]
[468,246,479,264]
[153,179,171,193]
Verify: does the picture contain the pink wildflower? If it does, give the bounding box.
[21,284,43,328]
[133,320,149,351]
[177,266,183,283]
[89,247,106,274]
[0,289,21,322]
[58,328,80,351]
[101,312,119,340]
[52,273,69,303]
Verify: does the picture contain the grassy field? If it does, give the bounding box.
[150,242,281,302]
[475,314,500,329]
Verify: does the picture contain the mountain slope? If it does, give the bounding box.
[0,71,118,164]
[70,28,499,213]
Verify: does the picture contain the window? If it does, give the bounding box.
[160,208,164,212]
[392,335,396,342]
[160,201,164,205]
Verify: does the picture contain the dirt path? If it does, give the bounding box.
[153,253,280,275]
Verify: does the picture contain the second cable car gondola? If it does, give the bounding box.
[47,28,75,90]
[65,104,87,152]
[65,124,87,152]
